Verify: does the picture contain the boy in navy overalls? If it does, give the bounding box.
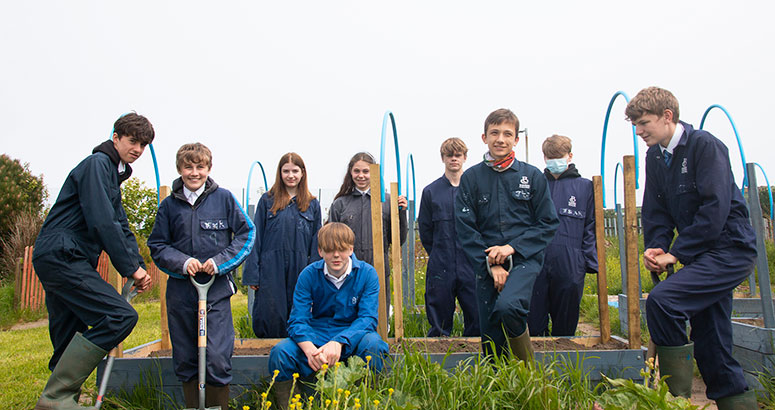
[148,143,255,408]
[456,108,559,359]
[32,113,154,410]
[418,137,479,337]
[528,135,597,336]
[626,87,757,408]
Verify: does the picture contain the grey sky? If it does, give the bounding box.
[2,1,773,214]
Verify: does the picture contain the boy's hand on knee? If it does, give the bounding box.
[318,341,342,366]
[485,245,515,265]
[643,248,664,272]
[490,265,509,292]
[300,341,324,371]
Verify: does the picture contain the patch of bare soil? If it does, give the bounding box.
[691,376,715,409]
[733,317,765,327]
[9,318,48,330]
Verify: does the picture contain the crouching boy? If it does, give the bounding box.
[269,222,389,408]
[455,109,559,359]
[148,143,256,409]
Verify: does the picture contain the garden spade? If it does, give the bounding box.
[95,278,139,409]
[185,273,220,410]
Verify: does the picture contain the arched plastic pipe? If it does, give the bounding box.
[699,104,748,192]
[245,161,269,209]
[405,153,417,218]
[613,162,623,206]
[752,162,774,220]
[600,91,639,208]
[148,143,161,205]
[379,111,402,202]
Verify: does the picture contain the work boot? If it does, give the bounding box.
[205,384,230,409]
[273,380,293,410]
[182,380,198,408]
[34,332,108,410]
[508,329,534,364]
[655,342,694,398]
[716,389,758,410]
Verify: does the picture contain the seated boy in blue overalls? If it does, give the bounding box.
[269,222,389,408]
[148,143,255,409]
[455,108,559,360]
[626,87,757,408]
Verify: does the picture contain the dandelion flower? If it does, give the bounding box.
[373,399,380,406]
[344,390,351,397]
[243,406,250,410]
[337,388,343,394]
[388,388,394,395]
[273,369,280,376]
[293,372,300,379]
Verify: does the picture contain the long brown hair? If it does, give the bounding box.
[334,152,375,200]
[269,152,315,215]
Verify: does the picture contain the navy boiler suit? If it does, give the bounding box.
[418,174,480,336]
[643,122,756,400]
[528,164,598,336]
[456,160,559,356]
[148,177,255,386]
[242,193,322,338]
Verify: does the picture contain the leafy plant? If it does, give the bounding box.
[121,177,158,239]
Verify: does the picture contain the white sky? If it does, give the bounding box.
[2,1,773,215]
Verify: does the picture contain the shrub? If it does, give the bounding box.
[0,211,44,282]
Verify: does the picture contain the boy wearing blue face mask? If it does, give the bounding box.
[527,135,598,337]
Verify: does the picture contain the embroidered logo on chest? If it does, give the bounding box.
[568,196,577,207]
[681,158,688,174]
[351,296,358,305]
[519,176,530,189]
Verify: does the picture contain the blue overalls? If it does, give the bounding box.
[242,193,322,338]
[456,160,558,356]
[642,122,756,400]
[418,175,480,336]
[528,165,598,336]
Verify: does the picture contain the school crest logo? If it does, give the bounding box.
[681,158,688,174]
[519,176,530,189]
[351,297,358,305]
[568,196,577,207]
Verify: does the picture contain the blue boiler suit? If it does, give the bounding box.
[148,177,255,386]
[456,159,559,356]
[418,175,480,337]
[242,193,322,338]
[268,255,389,381]
[528,165,598,336]
[643,122,756,400]
[33,140,144,370]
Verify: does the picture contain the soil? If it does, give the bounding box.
[148,337,628,357]
[732,317,765,327]
[9,318,48,331]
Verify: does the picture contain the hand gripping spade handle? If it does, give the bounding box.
[184,273,220,410]
[95,279,139,409]
[486,254,513,277]
[646,264,675,385]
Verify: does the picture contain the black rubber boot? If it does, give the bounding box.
[508,328,534,364]
[181,380,198,408]
[655,342,694,398]
[205,384,230,409]
[273,380,293,410]
[34,332,108,410]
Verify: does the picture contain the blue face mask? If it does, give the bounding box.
[546,157,568,174]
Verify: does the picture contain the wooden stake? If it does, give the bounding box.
[390,183,404,340]
[369,165,388,340]
[593,176,610,343]
[623,155,641,349]
[159,185,172,350]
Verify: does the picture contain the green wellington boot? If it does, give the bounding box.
[273,380,293,410]
[716,389,758,410]
[205,384,230,409]
[181,380,198,408]
[655,342,694,399]
[508,329,535,364]
[34,332,108,410]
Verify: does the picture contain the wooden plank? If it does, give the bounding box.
[623,155,640,349]
[159,185,172,349]
[390,183,404,340]
[732,321,775,354]
[14,256,23,309]
[592,176,610,343]
[369,164,388,340]
[22,246,31,310]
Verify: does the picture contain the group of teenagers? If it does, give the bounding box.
[32,86,758,410]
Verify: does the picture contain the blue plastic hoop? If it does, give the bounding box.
[379,111,402,202]
[699,104,748,192]
[613,162,624,206]
[600,91,639,208]
[245,161,269,209]
[752,162,774,220]
[148,143,161,205]
[405,153,417,218]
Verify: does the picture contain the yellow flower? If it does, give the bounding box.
[365,355,372,363]
[335,362,342,368]
[321,363,329,370]
[295,394,301,400]
[309,396,314,402]
[344,390,351,397]
[243,406,250,410]
[265,401,272,408]
[353,398,360,404]
[332,400,339,406]
[388,388,394,395]
[337,388,343,394]
[373,399,380,406]
[273,369,280,376]
[261,392,268,399]
[293,373,300,379]
[325,399,331,406]
[354,404,361,409]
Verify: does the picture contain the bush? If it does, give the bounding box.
[0,154,47,237]
[0,211,44,282]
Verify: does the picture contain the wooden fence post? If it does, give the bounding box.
[623,155,641,349]
[368,165,388,340]
[159,185,172,349]
[390,183,404,340]
[592,176,610,343]
[14,256,23,310]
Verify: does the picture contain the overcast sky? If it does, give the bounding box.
[2,1,773,215]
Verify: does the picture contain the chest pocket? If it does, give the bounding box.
[297,210,315,233]
[511,189,532,201]
[676,181,697,195]
[477,193,491,205]
[201,219,229,247]
[559,208,585,219]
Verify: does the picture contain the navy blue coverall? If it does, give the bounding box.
[643,122,756,400]
[528,164,598,336]
[148,177,255,385]
[418,175,480,336]
[33,140,144,370]
[242,193,322,338]
[456,160,559,356]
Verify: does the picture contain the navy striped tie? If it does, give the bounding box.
[663,151,672,166]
